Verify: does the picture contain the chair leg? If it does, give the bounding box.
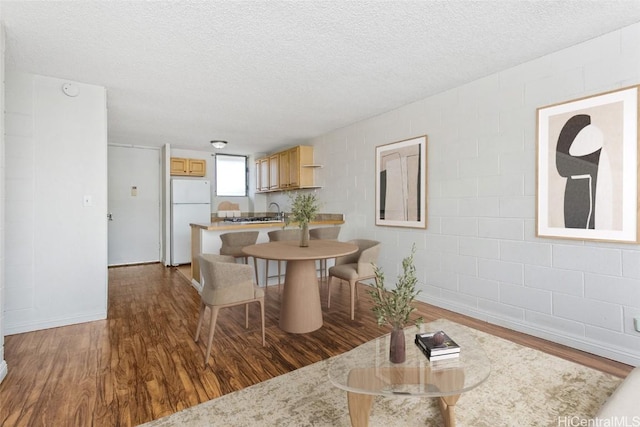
[349,279,356,320]
[245,303,250,328]
[259,298,265,346]
[264,259,269,293]
[194,302,206,342]
[319,259,325,284]
[374,276,382,298]
[277,261,282,293]
[253,257,260,287]
[327,276,334,308]
[205,306,220,366]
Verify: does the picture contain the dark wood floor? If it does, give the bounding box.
[0,263,633,427]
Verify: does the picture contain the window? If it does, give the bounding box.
[216,154,248,196]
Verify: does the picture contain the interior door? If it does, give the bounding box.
[108,145,161,266]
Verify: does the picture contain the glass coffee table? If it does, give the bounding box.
[328,319,491,427]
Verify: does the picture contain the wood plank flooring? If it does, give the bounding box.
[0,262,633,427]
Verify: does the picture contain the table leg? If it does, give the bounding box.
[347,391,373,427]
[279,259,323,333]
[438,394,460,427]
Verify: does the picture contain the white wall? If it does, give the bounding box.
[0,20,7,383]
[309,23,640,366]
[4,70,108,335]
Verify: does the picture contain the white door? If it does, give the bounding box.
[108,145,161,266]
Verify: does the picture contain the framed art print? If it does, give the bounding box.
[375,135,427,229]
[536,85,639,242]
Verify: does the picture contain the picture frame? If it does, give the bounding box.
[536,85,639,243]
[375,135,427,229]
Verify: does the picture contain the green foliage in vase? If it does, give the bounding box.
[286,192,320,228]
[369,244,423,329]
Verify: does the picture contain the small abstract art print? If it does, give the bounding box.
[536,86,639,242]
[375,135,427,229]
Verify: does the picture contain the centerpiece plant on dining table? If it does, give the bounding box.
[369,244,423,363]
[286,192,320,247]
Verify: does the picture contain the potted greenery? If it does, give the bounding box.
[368,244,423,363]
[286,192,320,247]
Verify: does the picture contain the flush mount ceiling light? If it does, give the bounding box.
[210,140,228,149]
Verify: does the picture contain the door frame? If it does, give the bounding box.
[107,143,163,266]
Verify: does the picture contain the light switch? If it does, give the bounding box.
[131,186,138,197]
[83,195,93,207]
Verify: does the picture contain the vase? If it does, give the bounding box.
[389,327,406,363]
[299,222,310,247]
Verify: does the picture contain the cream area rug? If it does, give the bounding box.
[141,319,622,427]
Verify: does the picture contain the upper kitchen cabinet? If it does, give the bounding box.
[170,157,206,177]
[255,157,270,192]
[269,154,280,190]
[256,145,321,193]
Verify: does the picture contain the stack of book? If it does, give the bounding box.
[414,331,461,361]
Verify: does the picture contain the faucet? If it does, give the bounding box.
[269,202,283,220]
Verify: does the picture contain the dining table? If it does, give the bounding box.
[243,239,358,333]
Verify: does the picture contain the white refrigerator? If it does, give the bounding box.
[171,179,211,265]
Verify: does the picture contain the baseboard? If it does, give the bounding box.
[0,359,7,384]
[426,297,640,367]
[190,278,203,293]
[4,311,107,336]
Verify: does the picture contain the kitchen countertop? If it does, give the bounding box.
[190,218,344,231]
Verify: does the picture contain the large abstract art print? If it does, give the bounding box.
[536,86,639,242]
[375,135,427,229]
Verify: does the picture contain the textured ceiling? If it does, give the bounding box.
[2,1,640,155]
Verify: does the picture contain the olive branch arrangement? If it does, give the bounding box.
[368,244,423,329]
[286,192,320,227]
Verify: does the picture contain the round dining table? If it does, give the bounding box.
[243,239,358,333]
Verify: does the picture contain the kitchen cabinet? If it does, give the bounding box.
[256,145,320,193]
[256,157,270,192]
[279,150,290,189]
[288,146,317,189]
[269,154,280,190]
[170,157,206,177]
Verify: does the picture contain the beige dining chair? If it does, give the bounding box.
[327,239,381,320]
[219,230,260,284]
[266,228,301,292]
[309,226,341,284]
[194,253,265,366]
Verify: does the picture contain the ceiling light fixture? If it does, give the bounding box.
[210,140,228,149]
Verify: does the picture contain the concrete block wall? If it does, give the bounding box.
[309,22,640,365]
[4,70,108,335]
[0,21,6,384]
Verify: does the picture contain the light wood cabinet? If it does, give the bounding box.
[170,157,206,177]
[288,147,301,187]
[286,146,316,189]
[188,159,206,176]
[279,150,291,189]
[257,145,320,193]
[255,158,267,192]
[258,157,270,192]
[269,154,280,190]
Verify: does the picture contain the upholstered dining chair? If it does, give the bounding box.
[266,228,301,292]
[327,239,381,320]
[219,230,260,284]
[195,253,265,366]
[309,226,341,284]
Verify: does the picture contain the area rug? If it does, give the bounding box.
[140,319,622,427]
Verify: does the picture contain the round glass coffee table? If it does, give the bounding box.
[328,319,491,427]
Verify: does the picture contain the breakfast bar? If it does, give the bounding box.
[189,215,344,289]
